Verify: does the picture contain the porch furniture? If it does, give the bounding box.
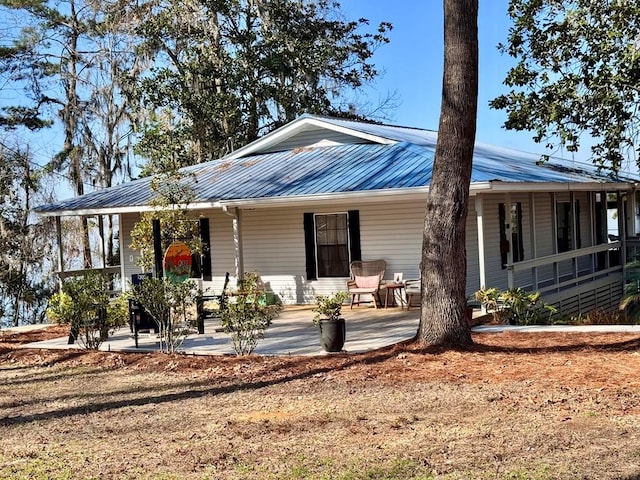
[381,282,405,309]
[347,260,386,309]
[128,298,159,348]
[196,272,230,334]
[403,279,421,310]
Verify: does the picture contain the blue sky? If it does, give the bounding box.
[343,0,576,160]
[10,0,590,182]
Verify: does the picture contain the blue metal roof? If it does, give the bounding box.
[34,116,639,214]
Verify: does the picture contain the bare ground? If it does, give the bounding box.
[1,325,640,479]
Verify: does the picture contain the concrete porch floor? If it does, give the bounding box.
[18,306,640,357]
[20,305,422,356]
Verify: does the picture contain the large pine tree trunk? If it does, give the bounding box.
[416,0,478,347]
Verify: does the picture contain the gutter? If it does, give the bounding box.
[34,180,636,217]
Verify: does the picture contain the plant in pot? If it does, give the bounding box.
[312,291,349,352]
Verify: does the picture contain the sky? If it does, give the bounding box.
[342,0,579,161]
[7,0,595,190]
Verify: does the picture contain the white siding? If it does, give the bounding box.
[533,192,555,284]
[116,189,622,313]
[262,127,366,153]
[208,210,235,292]
[120,210,235,294]
[236,198,481,304]
[482,195,509,290]
[466,203,481,295]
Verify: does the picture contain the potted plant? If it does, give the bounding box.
[313,291,349,352]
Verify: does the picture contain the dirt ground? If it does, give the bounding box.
[2,325,640,479]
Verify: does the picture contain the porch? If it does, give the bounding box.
[22,305,423,356]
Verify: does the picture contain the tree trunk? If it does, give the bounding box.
[416,0,478,347]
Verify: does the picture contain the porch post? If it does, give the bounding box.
[570,191,578,280]
[230,208,244,285]
[118,213,126,290]
[552,193,559,286]
[529,192,538,289]
[628,188,637,237]
[98,214,107,268]
[55,216,64,289]
[475,194,486,290]
[505,192,515,289]
[619,192,627,267]
[589,192,596,272]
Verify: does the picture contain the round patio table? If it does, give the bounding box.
[382,283,405,309]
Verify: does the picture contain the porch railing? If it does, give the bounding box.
[505,242,622,295]
[56,265,123,296]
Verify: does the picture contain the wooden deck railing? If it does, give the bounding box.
[505,243,622,295]
[56,266,123,296]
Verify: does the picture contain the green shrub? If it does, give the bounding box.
[312,291,349,324]
[127,277,198,353]
[475,287,557,325]
[46,271,127,349]
[221,272,282,355]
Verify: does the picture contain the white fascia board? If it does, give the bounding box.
[35,201,224,218]
[486,181,635,192]
[218,183,496,209]
[220,187,431,209]
[224,116,395,161]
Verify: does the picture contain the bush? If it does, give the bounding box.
[127,277,198,353]
[475,287,557,325]
[221,272,282,355]
[46,272,128,349]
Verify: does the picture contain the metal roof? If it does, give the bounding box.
[34,115,639,215]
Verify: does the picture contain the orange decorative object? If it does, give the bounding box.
[163,241,192,283]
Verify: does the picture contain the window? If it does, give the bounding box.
[556,201,581,253]
[304,211,361,280]
[499,202,524,268]
[314,214,349,277]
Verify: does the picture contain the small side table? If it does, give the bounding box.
[383,283,405,309]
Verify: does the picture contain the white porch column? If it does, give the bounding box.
[552,192,560,285]
[98,215,107,268]
[505,192,515,289]
[116,214,125,291]
[618,192,627,267]
[529,192,538,289]
[570,191,578,279]
[475,194,486,290]
[223,206,245,285]
[233,209,244,283]
[628,188,637,237]
[55,216,64,289]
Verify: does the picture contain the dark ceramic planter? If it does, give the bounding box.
[317,317,346,352]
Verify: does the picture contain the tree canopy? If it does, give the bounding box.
[0,143,56,326]
[129,0,392,173]
[490,0,640,172]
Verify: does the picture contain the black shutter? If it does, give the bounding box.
[348,210,361,262]
[199,218,212,280]
[498,203,507,269]
[152,218,163,278]
[516,203,524,261]
[303,213,317,280]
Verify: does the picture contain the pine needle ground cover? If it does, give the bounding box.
[1,326,640,479]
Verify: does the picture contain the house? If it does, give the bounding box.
[35,114,640,315]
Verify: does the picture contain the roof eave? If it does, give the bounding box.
[220,187,431,209]
[34,201,224,217]
[484,180,636,192]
